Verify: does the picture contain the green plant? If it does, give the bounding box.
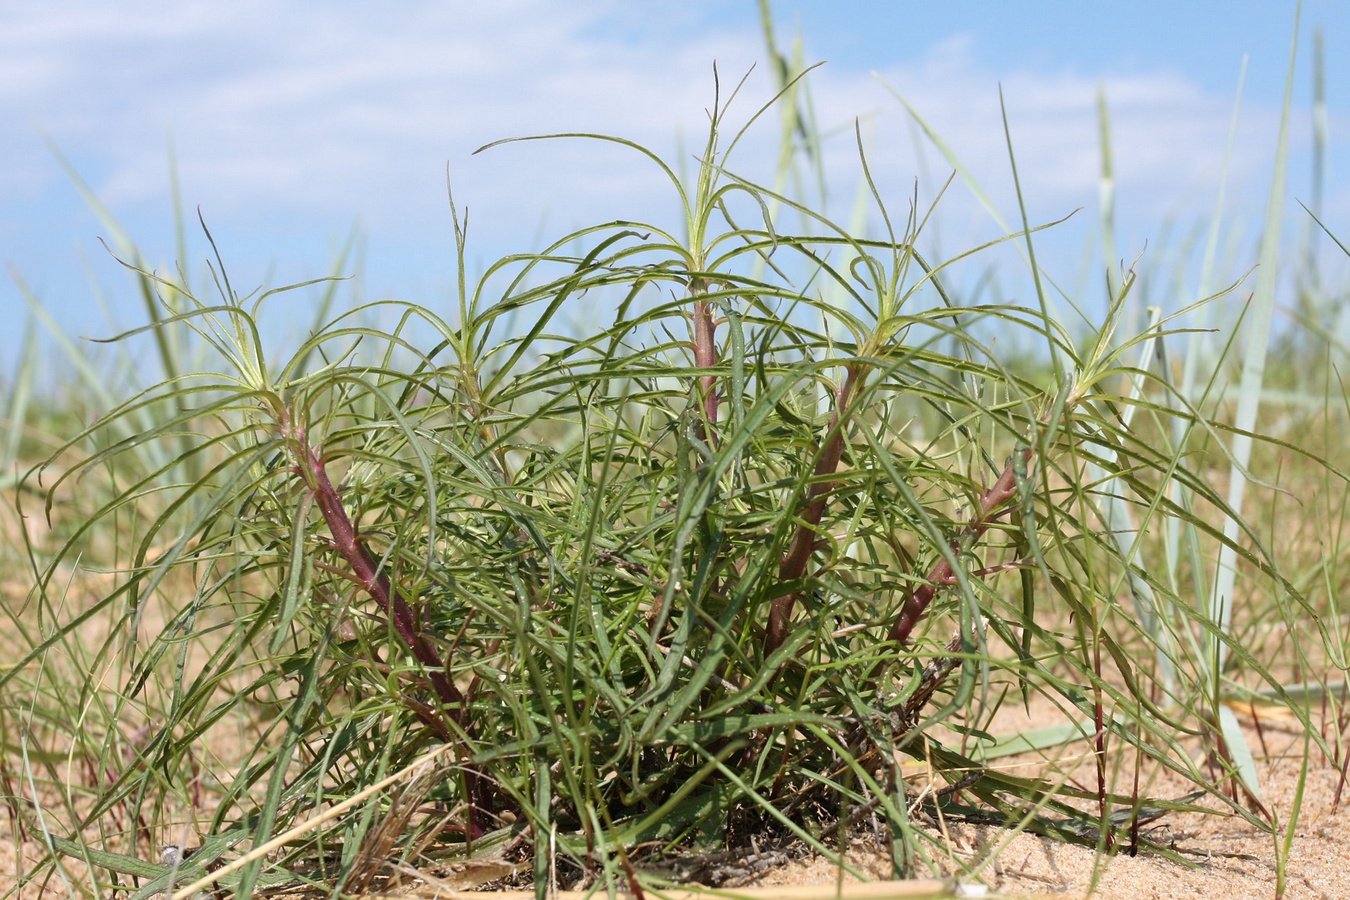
[13,0,1350,883]
[4,68,1326,899]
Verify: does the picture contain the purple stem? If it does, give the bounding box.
[304,442,465,717]
[691,291,719,443]
[286,418,487,837]
[765,365,862,654]
[886,447,1032,647]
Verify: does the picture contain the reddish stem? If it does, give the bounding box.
[304,443,466,719]
[765,364,862,654]
[886,447,1032,647]
[691,291,719,443]
[1093,648,1114,853]
[289,424,488,838]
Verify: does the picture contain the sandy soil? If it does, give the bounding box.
[745,703,1350,900]
[3,600,1345,900]
[4,700,1346,899]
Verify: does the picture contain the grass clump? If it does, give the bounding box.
[2,70,1337,898]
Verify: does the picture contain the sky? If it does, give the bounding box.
[2,1,1347,375]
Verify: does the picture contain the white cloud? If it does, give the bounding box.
[811,35,1294,226]
[0,0,1324,281]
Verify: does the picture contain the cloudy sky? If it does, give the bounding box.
[2,1,1345,371]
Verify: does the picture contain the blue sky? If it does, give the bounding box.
[2,1,1345,373]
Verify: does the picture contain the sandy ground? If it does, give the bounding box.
[3,708,1346,899]
[3,644,1345,900]
[744,703,1350,900]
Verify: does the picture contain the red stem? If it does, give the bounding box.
[300,435,491,838]
[886,447,1032,647]
[1094,648,1114,853]
[691,293,719,443]
[305,443,466,718]
[765,365,862,654]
